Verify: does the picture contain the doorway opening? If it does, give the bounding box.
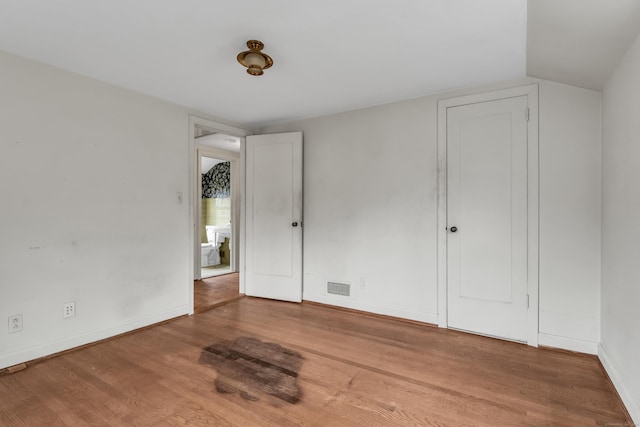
[200,154,232,278]
[192,119,246,312]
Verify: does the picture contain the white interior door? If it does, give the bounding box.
[447,96,529,342]
[245,132,303,302]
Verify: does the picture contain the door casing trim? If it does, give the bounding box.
[188,115,251,314]
[436,84,539,346]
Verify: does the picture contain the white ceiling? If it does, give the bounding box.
[200,156,224,174]
[0,0,526,128]
[197,133,241,153]
[0,1,636,128]
[527,0,640,91]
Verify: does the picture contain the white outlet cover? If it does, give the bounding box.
[8,314,23,333]
[63,302,76,318]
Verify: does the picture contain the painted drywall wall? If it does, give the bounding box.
[538,81,602,353]
[601,32,640,424]
[264,97,439,322]
[0,50,191,369]
[261,79,602,350]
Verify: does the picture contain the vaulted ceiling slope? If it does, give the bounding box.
[1,1,636,128]
[527,0,640,91]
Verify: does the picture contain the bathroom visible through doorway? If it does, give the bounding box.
[195,127,241,281]
[200,154,232,278]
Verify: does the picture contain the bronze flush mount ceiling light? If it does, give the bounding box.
[237,40,273,76]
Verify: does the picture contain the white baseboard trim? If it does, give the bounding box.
[598,343,640,425]
[537,333,598,354]
[303,294,438,325]
[0,305,189,370]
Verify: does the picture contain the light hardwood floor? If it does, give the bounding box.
[194,273,242,313]
[0,298,632,426]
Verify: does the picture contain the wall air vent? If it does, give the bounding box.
[327,282,350,297]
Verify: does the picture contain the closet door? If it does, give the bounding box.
[447,96,529,342]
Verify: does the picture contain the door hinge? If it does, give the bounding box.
[525,107,530,122]
[527,294,530,308]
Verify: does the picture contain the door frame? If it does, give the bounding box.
[436,84,539,346]
[188,115,250,314]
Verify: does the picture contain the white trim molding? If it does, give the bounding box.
[599,343,640,425]
[436,84,540,347]
[538,333,598,355]
[304,294,439,325]
[0,306,188,370]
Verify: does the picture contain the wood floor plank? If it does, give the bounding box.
[0,297,632,426]
[194,273,242,313]
[0,368,72,426]
[194,299,631,426]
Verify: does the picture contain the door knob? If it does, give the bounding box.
[292,222,298,227]
[449,226,458,232]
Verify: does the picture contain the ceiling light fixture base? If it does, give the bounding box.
[237,40,273,76]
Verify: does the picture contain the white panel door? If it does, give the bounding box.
[447,96,529,342]
[245,132,303,302]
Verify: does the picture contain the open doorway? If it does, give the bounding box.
[200,154,232,278]
[192,120,246,312]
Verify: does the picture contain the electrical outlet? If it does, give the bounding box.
[360,277,367,289]
[63,302,76,319]
[8,314,23,333]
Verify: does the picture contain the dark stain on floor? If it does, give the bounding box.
[199,336,304,404]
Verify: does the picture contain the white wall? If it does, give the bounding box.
[600,31,640,424]
[0,51,191,369]
[266,97,440,322]
[538,81,602,353]
[262,79,602,351]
